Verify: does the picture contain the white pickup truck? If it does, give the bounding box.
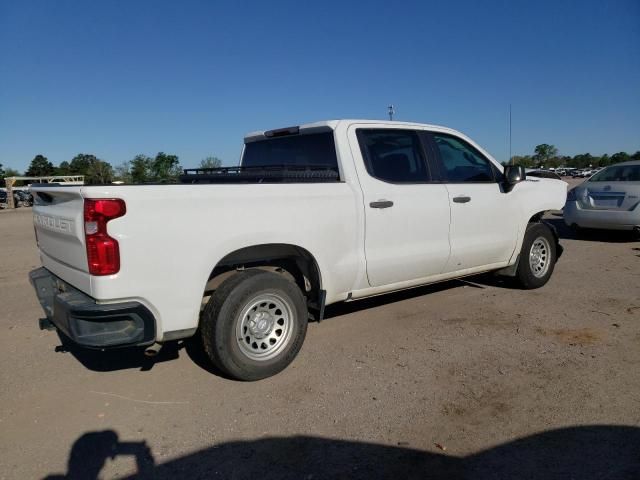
[29,120,566,380]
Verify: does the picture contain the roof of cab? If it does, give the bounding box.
[243,119,462,143]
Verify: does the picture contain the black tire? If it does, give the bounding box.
[200,269,308,381]
[515,223,557,289]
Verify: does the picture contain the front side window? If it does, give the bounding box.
[356,129,430,183]
[432,133,495,183]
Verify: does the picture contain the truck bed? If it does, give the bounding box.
[179,165,340,184]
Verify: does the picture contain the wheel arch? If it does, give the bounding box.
[526,211,563,260]
[202,243,325,320]
[501,211,563,277]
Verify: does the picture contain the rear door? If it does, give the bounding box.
[348,126,451,287]
[427,132,519,272]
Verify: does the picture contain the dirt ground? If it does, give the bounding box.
[1,181,639,479]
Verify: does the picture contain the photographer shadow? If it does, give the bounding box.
[46,425,640,479]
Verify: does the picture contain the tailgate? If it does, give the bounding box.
[32,186,88,273]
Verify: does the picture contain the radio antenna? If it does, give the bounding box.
[509,103,512,164]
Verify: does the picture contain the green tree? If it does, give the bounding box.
[511,155,535,168]
[199,156,222,169]
[130,155,152,183]
[533,144,558,167]
[113,161,132,183]
[25,154,55,176]
[69,154,99,175]
[150,152,181,182]
[610,152,630,165]
[569,153,593,168]
[1,166,21,187]
[56,161,72,175]
[631,151,640,161]
[597,154,610,167]
[85,160,114,185]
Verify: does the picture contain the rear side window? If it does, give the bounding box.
[356,129,430,183]
[590,165,640,182]
[242,132,338,170]
[432,133,495,183]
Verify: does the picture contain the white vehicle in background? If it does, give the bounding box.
[29,120,566,380]
[564,160,640,233]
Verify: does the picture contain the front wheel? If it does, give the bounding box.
[200,269,308,381]
[515,223,557,289]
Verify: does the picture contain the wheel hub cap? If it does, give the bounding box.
[235,293,293,361]
[529,236,551,278]
[247,311,274,338]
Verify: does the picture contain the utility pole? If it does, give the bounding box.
[388,105,394,121]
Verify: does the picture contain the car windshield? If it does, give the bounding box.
[589,164,640,182]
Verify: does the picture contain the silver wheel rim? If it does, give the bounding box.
[235,293,293,361]
[529,236,551,278]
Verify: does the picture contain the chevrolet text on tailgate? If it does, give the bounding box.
[29,120,567,380]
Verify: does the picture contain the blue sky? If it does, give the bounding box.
[1,0,639,171]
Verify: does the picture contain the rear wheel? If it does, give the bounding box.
[515,223,557,289]
[200,269,308,381]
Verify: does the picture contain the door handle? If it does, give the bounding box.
[369,200,394,209]
[452,196,471,203]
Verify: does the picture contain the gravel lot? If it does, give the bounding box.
[1,181,639,479]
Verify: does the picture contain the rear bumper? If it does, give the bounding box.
[564,201,640,231]
[29,267,156,348]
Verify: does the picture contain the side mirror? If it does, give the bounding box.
[504,165,526,191]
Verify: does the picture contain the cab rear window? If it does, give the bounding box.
[243,132,338,169]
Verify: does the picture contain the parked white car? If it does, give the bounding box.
[564,160,640,232]
[29,120,567,380]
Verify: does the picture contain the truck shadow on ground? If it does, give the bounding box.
[44,425,640,480]
[57,273,526,376]
[322,279,488,320]
[55,331,183,373]
[57,280,487,376]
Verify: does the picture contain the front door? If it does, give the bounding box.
[428,132,519,272]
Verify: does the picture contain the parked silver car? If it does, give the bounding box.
[564,160,640,232]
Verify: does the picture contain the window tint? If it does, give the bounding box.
[242,132,338,169]
[357,129,430,183]
[432,134,495,182]
[589,165,640,182]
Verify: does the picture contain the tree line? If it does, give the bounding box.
[1,154,223,185]
[3,145,639,185]
[509,144,640,169]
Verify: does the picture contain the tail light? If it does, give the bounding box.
[84,199,126,275]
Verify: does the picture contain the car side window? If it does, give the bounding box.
[590,165,640,182]
[432,133,496,183]
[356,129,430,183]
